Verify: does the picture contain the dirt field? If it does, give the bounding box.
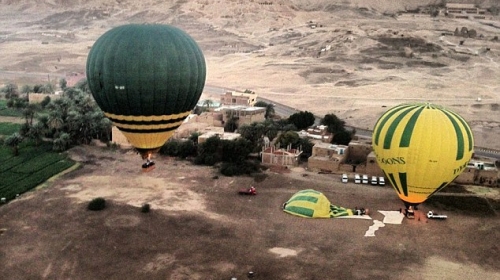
[0,145,499,279]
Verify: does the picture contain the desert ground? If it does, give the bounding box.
[0,1,499,279]
[0,145,499,279]
[0,0,499,149]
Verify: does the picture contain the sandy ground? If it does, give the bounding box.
[0,145,499,279]
[0,1,498,150]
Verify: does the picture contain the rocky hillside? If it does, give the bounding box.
[0,0,496,13]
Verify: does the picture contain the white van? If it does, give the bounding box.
[362,175,369,184]
[379,177,385,186]
[341,174,348,183]
[354,174,361,184]
[371,176,378,185]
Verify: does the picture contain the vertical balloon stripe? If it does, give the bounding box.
[399,107,424,148]
[428,182,449,198]
[399,172,408,197]
[387,173,401,194]
[442,111,465,160]
[373,104,412,146]
[383,106,416,149]
[447,110,474,151]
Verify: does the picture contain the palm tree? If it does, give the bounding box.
[254,101,275,119]
[52,132,71,152]
[27,122,46,146]
[23,103,40,126]
[202,99,214,112]
[5,133,23,156]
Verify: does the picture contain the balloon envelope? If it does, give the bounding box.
[86,24,206,158]
[372,103,474,205]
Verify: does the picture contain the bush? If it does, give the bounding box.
[106,142,120,150]
[40,96,51,108]
[159,140,180,156]
[220,162,239,176]
[87,197,106,211]
[220,161,261,176]
[141,203,151,213]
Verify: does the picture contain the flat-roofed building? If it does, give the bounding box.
[220,91,258,106]
[198,131,240,144]
[214,105,265,127]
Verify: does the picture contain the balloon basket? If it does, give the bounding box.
[142,161,156,172]
[142,165,155,172]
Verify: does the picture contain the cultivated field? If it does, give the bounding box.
[0,142,75,201]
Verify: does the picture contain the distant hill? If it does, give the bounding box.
[0,0,496,13]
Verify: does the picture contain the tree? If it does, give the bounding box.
[332,130,353,145]
[42,83,55,94]
[297,137,314,157]
[195,135,223,165]
[33,84,44,93]
[254,101,275,119]
[1,83,19,99]
[238,122,267,152]
[4,132,23,156]
[224,117,238,132]
[178,140,197,158]
[52,132,71,152]
[63,87,83,99]
[221,138,253,163]
[189,132,201,144]
[74,78,89,94]
[275,131,300,149]
[321,113,346,134]
[40,96,51,108]
[202,99,213,111]
[25,122,46,146]
[59,78,67,90]
[20,85,33,94]
[160,139,180,156]
[40,89,110,148]
[13,97,28,109]
[23,103,40,126]
[288,111,315,130]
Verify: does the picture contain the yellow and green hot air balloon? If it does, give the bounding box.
[86,24,206,165]
[372,103,474,207]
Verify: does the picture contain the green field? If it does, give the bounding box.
[0,122,22,135]
[0,99,24,117]
[0,142,75,202]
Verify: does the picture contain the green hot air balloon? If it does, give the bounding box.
[86,24,206,166]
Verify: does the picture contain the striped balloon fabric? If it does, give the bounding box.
[86,24,206,158]
[372,103,474,205]
[283,189,355,218]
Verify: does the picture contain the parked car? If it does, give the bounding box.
[341,174,348,183]
[371,176,378,185]
[354,174,361,184]
[362,175,369,184]
[378,177,385,186]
